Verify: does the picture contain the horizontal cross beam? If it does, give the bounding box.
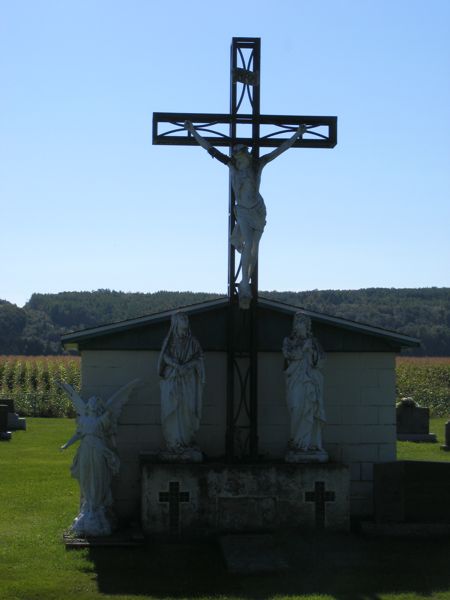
[153,112,337,149]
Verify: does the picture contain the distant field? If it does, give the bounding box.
[0,355,80,417]
[1,355,449,418]
[397,356,450,365]
[396,356,450,417]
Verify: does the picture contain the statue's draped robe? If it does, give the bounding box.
[158,333,204,449]
[283,336,326,450]
[71,413,119,535]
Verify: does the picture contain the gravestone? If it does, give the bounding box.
[373,461,450,524]
[2,399,27,431]
[396,397,436,442]
[441,421,450,451]
[0,404,12,441]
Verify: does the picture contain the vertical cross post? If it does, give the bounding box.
[226,37,261,461]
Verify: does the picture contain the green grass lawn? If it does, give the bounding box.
[1,418,450,600]
[397,417,450,461]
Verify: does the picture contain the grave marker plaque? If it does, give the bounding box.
[396,398,436,442]
[0,404,12,441]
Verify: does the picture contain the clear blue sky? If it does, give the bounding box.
[1,0,449,307]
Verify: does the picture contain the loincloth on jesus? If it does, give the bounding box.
[230,199,267,253]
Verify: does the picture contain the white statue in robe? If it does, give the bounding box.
[282,313,328,463]
[59,379,139,536]
[158,312,205,462]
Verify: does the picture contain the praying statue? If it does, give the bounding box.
[282,312,328,463]
[158,312,205,462]
[59,379,140,536]
[184,120,305,308]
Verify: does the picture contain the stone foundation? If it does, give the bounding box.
[141,459,350,536]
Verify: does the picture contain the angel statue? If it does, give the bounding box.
[282,312,328,463]
[59,379,139,537]
[158,312,205,462]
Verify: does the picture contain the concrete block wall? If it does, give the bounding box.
[257,352,397,516]
[80,349,396,519]
[81,350,227,519]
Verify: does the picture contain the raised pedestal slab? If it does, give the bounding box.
[285,449,329,463]
[397,433,437,442]
[141,459,350,536]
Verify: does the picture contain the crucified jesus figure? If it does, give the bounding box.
[184,120,305,307]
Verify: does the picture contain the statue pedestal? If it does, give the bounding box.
[285,449,329,463]
[158,447,203,463]
[140,457,350,537]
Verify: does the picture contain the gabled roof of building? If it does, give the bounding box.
[62,297,228,344]
[61,296,420,353]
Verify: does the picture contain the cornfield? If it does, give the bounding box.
[396,356,450,417]
[0,355,449,418]
[0,356,80,417]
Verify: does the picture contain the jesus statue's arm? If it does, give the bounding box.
[184,121,230,166]
[259,125,306,168]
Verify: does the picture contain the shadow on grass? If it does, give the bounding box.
[87,531,450,599]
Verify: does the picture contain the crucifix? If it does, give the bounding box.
[153,37,337,460]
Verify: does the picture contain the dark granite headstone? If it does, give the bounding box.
[441,421,450,452]
[0,404,12,441]
[1,398,26,431]
[0,404,8,431]
[2,399,15,412]
[396,397,437,442]
[374,461,450,524]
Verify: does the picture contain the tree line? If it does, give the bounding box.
[1,287,449,356]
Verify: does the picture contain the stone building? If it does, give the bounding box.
[62,297,418,525]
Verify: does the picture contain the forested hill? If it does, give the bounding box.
[0,288,449,356]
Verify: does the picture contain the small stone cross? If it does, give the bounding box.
[305,481,335,529]
[158,481,190,534]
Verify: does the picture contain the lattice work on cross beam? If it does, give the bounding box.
[153,112,337,149]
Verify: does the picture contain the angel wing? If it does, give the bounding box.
[57,381,86,416]
[105,378,140,422]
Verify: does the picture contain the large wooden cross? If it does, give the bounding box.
[153,37,337,460]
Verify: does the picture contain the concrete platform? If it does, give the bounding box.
[397,433,437,442]
[63,527,145,548]
[141,459,350,537]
